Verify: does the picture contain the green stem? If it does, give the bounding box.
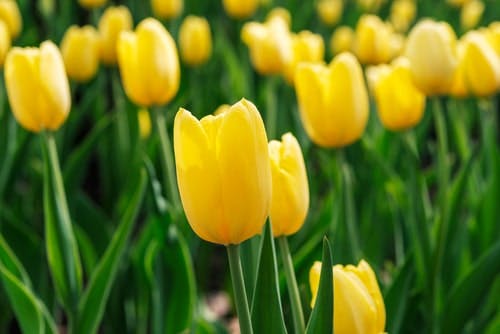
[265,77,278,140]
[277,236,305,334]
[226,244,253,334]
[152,107,181,211]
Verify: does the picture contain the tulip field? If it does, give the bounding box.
[1,0,500,333]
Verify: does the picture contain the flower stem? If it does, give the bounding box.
[277,236,305,334]
[226,244,253,334]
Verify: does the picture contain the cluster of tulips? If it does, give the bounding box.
[0,0,499,333]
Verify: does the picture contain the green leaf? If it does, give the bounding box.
[440,240,500,334]
[74,169,147,334]
[0,234,31,286]
[305,238,333,334]
[250,221,287,334]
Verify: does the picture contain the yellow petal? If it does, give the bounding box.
[309,261,322,308]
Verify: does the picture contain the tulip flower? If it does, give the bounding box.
[283,30,324,84]
[390,0,416,33]
[222,0,259,19]
[4,41,71,132]
[138,108,152,139]
[117,18,180,108]
[267,7,291,27]
[460,0,484,31]
[98,5,133,65]
[330,26,354,55]
[354,14,393,65]
[78,0,107,9]
[0,0,22,39]
[241,14,293,76]
[295,52,369,148]
[486,22,500,56]
[269,133,309,236]
[316,0,343,27]
[60,25,100,82]
[369,58,426,131]
[449,40,469,98]
[173,99,271,245]
[151,0,183,20]
[404,19,458,95]
[179,16,212,67]
[0,21,10,68]
[310,260,386,334]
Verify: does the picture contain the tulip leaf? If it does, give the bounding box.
[74,169,146,334]
[251,221,288,334]
[0,234,31,286]
[440,240,500,334]
[305,238,333,334]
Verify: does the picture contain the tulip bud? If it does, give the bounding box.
[78,0,107,9]
[460,0,484,31]
[354,14,393,65]
[4,41,71,132]
[61,25,100,82]
[151,0,183,20]
[179,16,212,67]
[223,0,259,19]
[241,15,293,75]
[0,0,22,39]
[174,99,271,245]
[0,21,10,68]
[330,26,354,55]
[310,260,386,334]
[117,18,180,107]
[269,133,309,237]
[98,5,133,65]
[138,108,152,139]
[283,30,324,84]
[404,19,458,95]
[390,0,416,33]
[316,0,343,27]
[370,58,426,131]
[295,52,369,148]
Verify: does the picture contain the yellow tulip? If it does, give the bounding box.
[98,5,133,65]
[78,0,107,9]
[138,108,152,139]
[284,30,324,84]
[179,16,212,67]
[404,19,458,95]
[310,260,386,334]
[267,7,291,27]
[460,0,484,31]
[295,52,369,148]
[316,0,343,27]
[330,26,354,55]
[4,41,71,133]
[222,0,259,19]
[214,104,231,115]
[449,40,469,98]
[174,99,271,245]
[370,58,426,131]
[117,18,180,107]
[269,133,309,237]
[151,0,183,20]
[241,15,293,75]
[60,25,100,82]
[462,32,500,96]
[0,20,10,68]
[354,14,393,65]
[390,0,416,33]
[0,0,22,38]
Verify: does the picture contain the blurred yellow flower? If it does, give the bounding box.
[0,20,10,68]
[117,18,180,107]
[174,99,271,245]
[310,260,386,334]
[449,40,469,98]
[354,14,393,64]
[295,52,369,148]
[316,0,343,26]
[222,0,259,19]
[330,26,354,55]
[179,16,212,67]
[4,41,71,132]
[390,0,416,33]
[284,30,324,84]
[151,0,183,20]
[357,0,384,13]
[98,5,133,65]
[404,19,458,95]
[269,133,309,237]
[267,7,291,27]
[138,108,152,139]
[0,0,22,38]
[78,0,107,9]
[484,22,500,56]
[61,25,100,82]
[460,0,484,31]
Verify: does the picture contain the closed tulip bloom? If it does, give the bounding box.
[330,26,354,55]
[98,5,133,65]
[460,0,484,31]
[267,7,291,27]
[404,19,458,95]
[0,21,10,68]
[117,18,180,107]
[179,16,212,67]
[354,15,393,64]
[174,99,271,245]
[151,0,183,20]
[61,25,100,82]
[138,108,152,139]
[371,58,426,131]
[269,133,309,237]
[449,40,469,98]
[295,52,369,148]
[4,41,71,132]
[486,22,500,56]
[223,0,259,19]
[390,0,416,33]
[316,0,343,27]
[0,0,22,38]
[78,0,107,9]
[284,30,324,84]
[310,260,386,334]
[462,32,500,96]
